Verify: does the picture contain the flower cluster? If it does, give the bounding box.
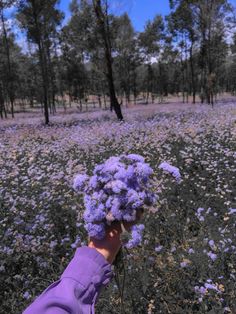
[159,161,181,182]
[194,279,223,302]
[73,154,157,248]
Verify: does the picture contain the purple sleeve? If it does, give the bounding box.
[23,247,113,314]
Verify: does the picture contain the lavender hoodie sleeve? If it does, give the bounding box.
[23,247,113,314]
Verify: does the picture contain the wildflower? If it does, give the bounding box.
[159,162,181,182]
[228,208,236,215]
[73,174,89,191]
[155,245,163,252]
[125,224,145,249]
[171,246,176,252]
[85,223,106,240]
[208,240,215,248]
[194,286,207,295]
[180,261,188,268]
[23,291,31,300]
[71,237,81,249]
[204,283,220,292]
[73,154,157,247]
[196,207,205,221]
[197,207,204,215]
[207,251,217,261]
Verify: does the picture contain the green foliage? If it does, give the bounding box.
[139,15,165,57]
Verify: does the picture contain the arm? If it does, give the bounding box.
[23,218,140,314]
[23,247,113,314]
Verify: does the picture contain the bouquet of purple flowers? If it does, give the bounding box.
[73,154,157,248]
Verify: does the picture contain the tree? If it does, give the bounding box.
[226,33,236,94]
[113,13,141,105]
[169,0,231,105]
[139,15,165,103]
[168,0,198,103]
[17,0,63,124]
[0,0,18,118]
[92,0,123,120]
[60,0,94,111]
[195,0,230,105]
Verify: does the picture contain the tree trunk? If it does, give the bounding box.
[93,0,123,120]
[98,95,102,108]
[182,71,185,104]
[39,46,50,124]
[0,84,4,119]
[152,94,155,104]
[189,43,196,104]
[79,98,82,112]
[46,40,56,115]
[1,9,14,118]
[31,4,49,124]
[103,91,107,109]
[146,92,149,104]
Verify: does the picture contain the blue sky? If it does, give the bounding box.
[59,0,171,31]
[128,0,170,31]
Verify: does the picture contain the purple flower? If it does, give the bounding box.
[197,208,205,215]
[195,286,207,295]
[135,162,153,178]
[122,208,137,222]
[180,261,189,268]
[199,287,207,294]
[23,291,31,300]
[204,283,220,292]
[85,223,105,240]
[83,204,106,223]
[155,245,163,252]
[127,154,145,163]
[73,174,89,191]
[195,280,221,300]
[125,224,145,249]
[208,240,215,248]
[171,246,176,252]
[105,196,113,209]
[71,236,81,249]
[126,189,140,205]
[207,251,217,261]
[196,208,205,221]
[110,198,123,220]
[228,208,236,215]
[101,156,122,174]
[73,154,156,245]
[159,162,181,182]
[105,180,127,193]
[89,176,98,189]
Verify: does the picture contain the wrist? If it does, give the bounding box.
[88,242,112,263]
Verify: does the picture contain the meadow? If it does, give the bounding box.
[0,101,236,313]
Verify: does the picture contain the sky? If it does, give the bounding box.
[2,0,170,52]
[59,0,171,32]
[4,0,236,50]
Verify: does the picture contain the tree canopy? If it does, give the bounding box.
[0,0,236,123]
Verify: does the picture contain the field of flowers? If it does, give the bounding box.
[0,102,236,313]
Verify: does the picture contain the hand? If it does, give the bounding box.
[88,221,122,264]
[88,209,144,264]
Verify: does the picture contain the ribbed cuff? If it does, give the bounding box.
[61,246,113,288]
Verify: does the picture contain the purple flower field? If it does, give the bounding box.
[0,102,236,313]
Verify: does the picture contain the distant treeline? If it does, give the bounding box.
[0,0,236,123]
